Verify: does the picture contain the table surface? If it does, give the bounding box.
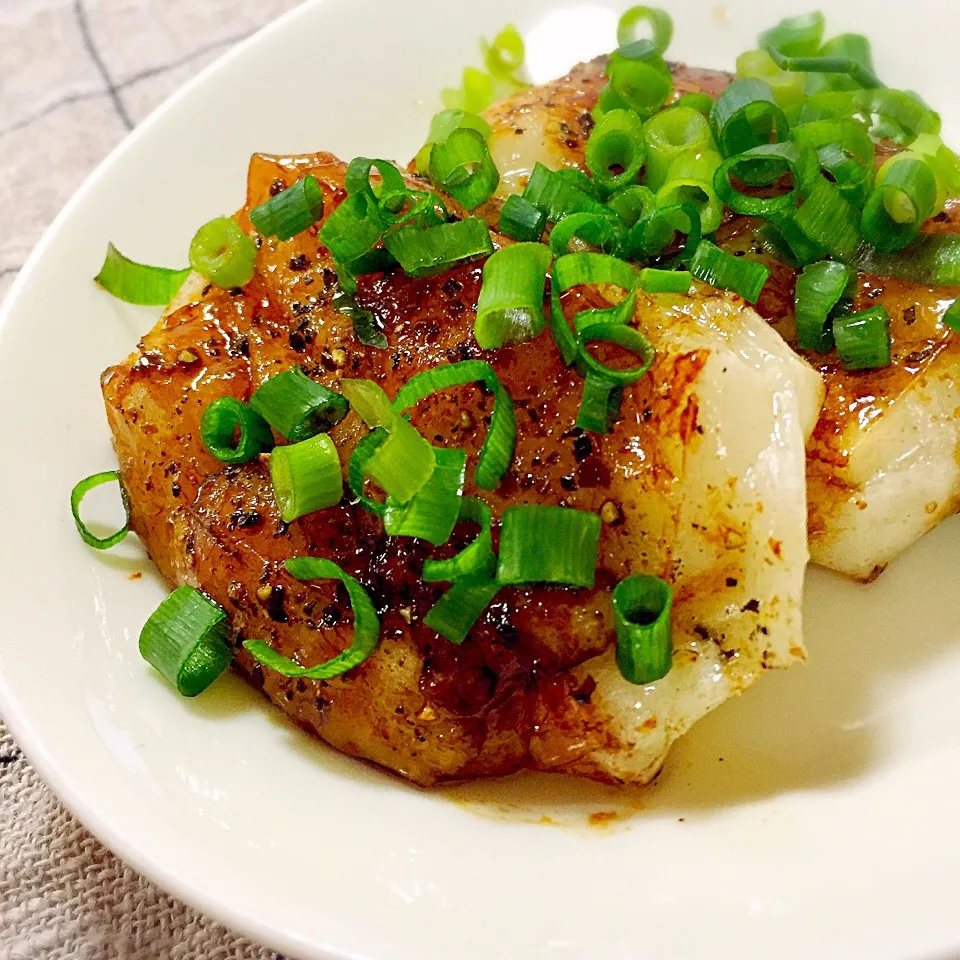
[0,2,302,956]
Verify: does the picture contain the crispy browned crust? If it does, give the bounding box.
[102,151,716,786]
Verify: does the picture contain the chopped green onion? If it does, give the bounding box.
[244,558,379,678]
[862,154,938,252]
[791,119,876,206]
[481,23,527,86]
[475,242,552,348]
[606,184,657,229]
[833,306,891,371]
[617,6,673,53]
[189,217,257,289]
[496,505,601,588]
[612,574,673,684]
[139,586,232,697]
[549,212,623,257]
[673,92,714,116]
[392,360,516,490]
[555,168,605,199]
[759,11,825,57]
[383,447,466,546]
[714,142,820,217]
[249,368,348,443]
[575,322,655,434]
[911,134,960,204]
[498,194,548,242]
[549,252,640,365]
[735,49,806,112]
[333,292,389,350]
[656,148,724,234]
[585,108,647,194]
[417,109,493,176]
[626,200,702,261]
[606,39,673,119]
[794,260,851,352]
[383,218,493,278]
[269,433,343,523]
[766,44,881,92]
[800,88,940,145]
[70,471,130,550]
[784,173,860,262]
[690,240,769,303]
[200,396,274,463]
[423,574,500,645]
[250,175,324,241]
[522,162,611,224]
[94,243,191,306]
[422,496,496,583]
[341,379,436,504]
[638,267,691,293]
[442,66,496,114]
[942,300,960,334]
[430,128,500,210]
[643,105,715,191]
[348,427,388,517]
[710,78,789,176]
[318,193,384,273]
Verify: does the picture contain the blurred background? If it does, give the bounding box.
[0,3,303,955]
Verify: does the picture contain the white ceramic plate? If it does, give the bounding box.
[2,1,959,957]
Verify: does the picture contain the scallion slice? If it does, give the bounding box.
[189,217,257,289]
[794,260,851,353]
[139,586,232,697]
[94,244,190,306]
[710,78,789,172]
[250,175,324,241]
[758,11,825,58]
[673,92,714,116]
[347,427,388,517]
[481,23,527,87]
[249,368,348,442]
[606,184,657,229]
[612,574,673,685]
[333,292,389,350]
[345,157,409,220]
[70,471,130,550]
[521,162,611,224]
[383,447,466,546]
[475,242,552,348]
[606,39,673,119]
[575,321,655,434]
[638,267,692,293]
[853,233,960,287]
[714,142,820,218]
[496,505,601,588]
[656,147,724,234]
[423,574,500,645]
[549,252,640,365]
[429,128,500,210]
[442,65,496,114]
[689,240,770,304]
[735,50,806,112]
[585,108,647,194]
[318,193,384,270]
[791,119,876,207]
[392,360,516,490]
[498,194,548,242]
[244,558,379,679]
[269,433,343,523]
[862,154,938,253]
[422,496,496,583]
[832,306,891,371]
[200,396,274,463]
[341,379,436,504]
[548,212,623,257]
[617,6,673,52]
[642,105,715,191]
[383,218,493,278]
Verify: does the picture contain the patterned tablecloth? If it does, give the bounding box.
[0,2,304,956]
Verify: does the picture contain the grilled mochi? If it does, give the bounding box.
[102,151,822,786]
[479,58,960,582]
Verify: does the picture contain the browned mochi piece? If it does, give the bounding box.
[102,150,820,786]
[481,60,960,581]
